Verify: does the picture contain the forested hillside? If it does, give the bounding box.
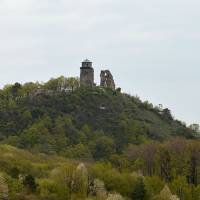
[0,77,195,159]
[0,77,199,200]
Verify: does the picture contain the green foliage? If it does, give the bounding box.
[170,176,190,200]
[38,179,70,200]
[9,167,20,179]
[0,77,198,199]
[90,136,115,160]
[23,175,37,192]
[144,176,165,198]
[0,77,195,161]
[0,143,199,199]
[132,178,147,200]
[91,162,140,197]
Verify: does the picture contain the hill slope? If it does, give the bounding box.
[0,78,194,159]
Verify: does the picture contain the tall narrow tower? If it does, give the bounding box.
[80,59,94,87]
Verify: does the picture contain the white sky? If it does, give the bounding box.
[0,0,200,125]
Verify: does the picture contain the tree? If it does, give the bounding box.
[109,155,129,172]
[72,163,89,198]
[9,167,20,179]
[44,77,61,91]
[38,179,70,200]
[66,77,80,92]
[65,144,92,159]
[158,149,173,182]
[189,124,200,134]
[170,177,190,200]
[187,142,200,186]
[23,175,37,192]
[91,136,115,160]
[145,176,165,198]
[51,163,76,198]
[131,178,146,200]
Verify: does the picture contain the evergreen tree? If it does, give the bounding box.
[23,175,37,192]
[132,178,146,200]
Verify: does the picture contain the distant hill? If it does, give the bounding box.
[0,77,195,160]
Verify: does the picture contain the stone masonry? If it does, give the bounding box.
[80,59,116,90]
[80,59,94,87]
[100,70,115,90]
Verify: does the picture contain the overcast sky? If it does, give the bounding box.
[0,0,199,124]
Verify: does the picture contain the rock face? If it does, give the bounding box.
[80,59,94,87]
[100,70,115,90]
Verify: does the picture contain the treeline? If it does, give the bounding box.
[1,139,200,200]
[125,138,200,188]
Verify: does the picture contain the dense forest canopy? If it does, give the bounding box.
[0,77,197,157]
[0,76,199,200]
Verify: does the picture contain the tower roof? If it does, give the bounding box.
[82,59,92,63]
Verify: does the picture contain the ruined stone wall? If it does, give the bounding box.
[80,60,115,89]
[100,70,115,90]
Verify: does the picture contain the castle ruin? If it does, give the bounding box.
[80,59,116,90]
[100,70,115,90]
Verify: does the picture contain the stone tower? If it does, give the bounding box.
[80,59,94,87]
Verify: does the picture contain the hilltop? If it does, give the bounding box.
[0,77,195,160]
